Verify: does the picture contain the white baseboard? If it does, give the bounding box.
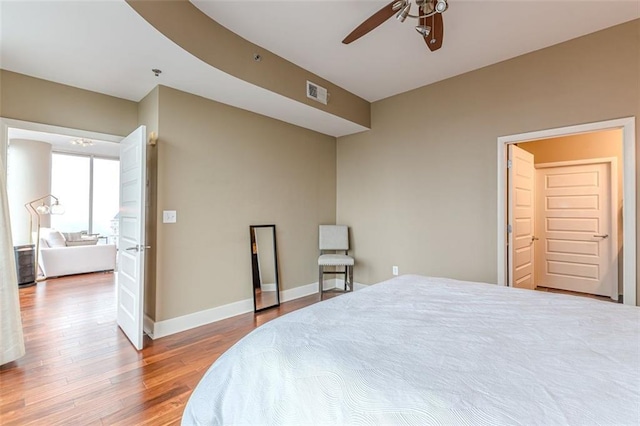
[280,281,318,302]
[152,298,254,339]
[146,280,368,340]
[354,282,368,291]
[323,278,367,291]
[260,283,276,292]
[143,314,155,339]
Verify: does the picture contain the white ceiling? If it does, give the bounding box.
[8,128,120,158]
[1,1,638,137]
[194,0,640,102]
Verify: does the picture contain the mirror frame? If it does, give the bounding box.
[250,224,280,313]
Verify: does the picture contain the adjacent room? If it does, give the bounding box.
[1,1,638,424]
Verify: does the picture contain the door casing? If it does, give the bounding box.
[497,117,636,306]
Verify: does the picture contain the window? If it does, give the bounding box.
[51,153,119,237]
[51,154,90,232]
[92,158,120,237]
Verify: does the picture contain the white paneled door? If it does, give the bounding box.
[535,162,616,298]
[117,126,147,350]
[508,145,535,289]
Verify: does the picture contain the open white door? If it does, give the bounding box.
[508,145,535,289]
[117,126,147,350]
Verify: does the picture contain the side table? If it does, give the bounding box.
[14,244,36,287]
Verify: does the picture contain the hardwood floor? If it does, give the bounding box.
[534,286,617,302]
[0,273,330,425]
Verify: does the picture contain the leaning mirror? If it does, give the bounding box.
[250,225,280,312]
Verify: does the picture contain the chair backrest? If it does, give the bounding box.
[319,225,349,251]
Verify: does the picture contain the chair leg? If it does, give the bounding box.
[318,265,323,295]
[349,265,354,292]
[343,268,348,291]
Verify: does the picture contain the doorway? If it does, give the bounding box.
[0,118,122,330]
[496,117,636,306]
[1,117,150,350]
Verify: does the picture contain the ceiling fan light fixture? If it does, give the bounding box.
[435,0,448,13]
[415,25,431,37]
[396,2,411,22]
[70,138,94,147]
[392,1,404,12]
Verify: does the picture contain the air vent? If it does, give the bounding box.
[306,81,328,105]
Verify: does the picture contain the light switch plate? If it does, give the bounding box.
[163,210,177,224]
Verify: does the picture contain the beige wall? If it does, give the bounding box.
[519,130,624,294]
[0,71,337,323]
[153,86,336,321]
[336,20,639,303]
[0,70,137,137]
[137,87,160,322]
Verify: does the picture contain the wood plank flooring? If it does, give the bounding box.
[0,273,329,425]
[535,286,617,302]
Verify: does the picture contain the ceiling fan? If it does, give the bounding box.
[342,0,448,52]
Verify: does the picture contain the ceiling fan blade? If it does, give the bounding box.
[342,1,399,44]
[423,11,444,51]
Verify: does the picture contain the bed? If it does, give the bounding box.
[182,275,640,425]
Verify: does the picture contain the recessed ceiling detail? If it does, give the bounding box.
[1,1,637,137]
[125,0,370,129]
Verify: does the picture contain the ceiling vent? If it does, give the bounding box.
[306,81,328,105]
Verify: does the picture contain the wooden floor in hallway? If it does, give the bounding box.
[535,286,618,302]
[0,273,332,425]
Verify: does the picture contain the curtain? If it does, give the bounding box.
[0,154,25,365]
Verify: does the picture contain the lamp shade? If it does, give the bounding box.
[35,204,50,215]
[50,203,65,215]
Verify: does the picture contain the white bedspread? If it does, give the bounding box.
[182,275,640,425]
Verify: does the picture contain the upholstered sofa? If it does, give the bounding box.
[37,228,117,278]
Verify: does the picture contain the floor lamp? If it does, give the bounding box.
[25,195,65,281]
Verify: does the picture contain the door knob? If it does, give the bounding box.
[125,245,152,252]
[593,234,609,239]
[531,236,539,242]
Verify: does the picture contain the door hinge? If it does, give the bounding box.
[507,224,512,233]
[507,160,512,169]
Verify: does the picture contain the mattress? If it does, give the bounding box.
[182,275,640,425]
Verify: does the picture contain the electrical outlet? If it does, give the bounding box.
[392,266,399,276]
[163,210,177,224]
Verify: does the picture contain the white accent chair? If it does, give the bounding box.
[318,225,354,295]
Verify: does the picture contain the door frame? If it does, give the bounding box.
[535,158,618,300]
[496,117,636,306]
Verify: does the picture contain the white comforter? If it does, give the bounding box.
[182,275,640,425]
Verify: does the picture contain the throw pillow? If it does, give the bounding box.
[45,230,67,248]
[63,232,83,242]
